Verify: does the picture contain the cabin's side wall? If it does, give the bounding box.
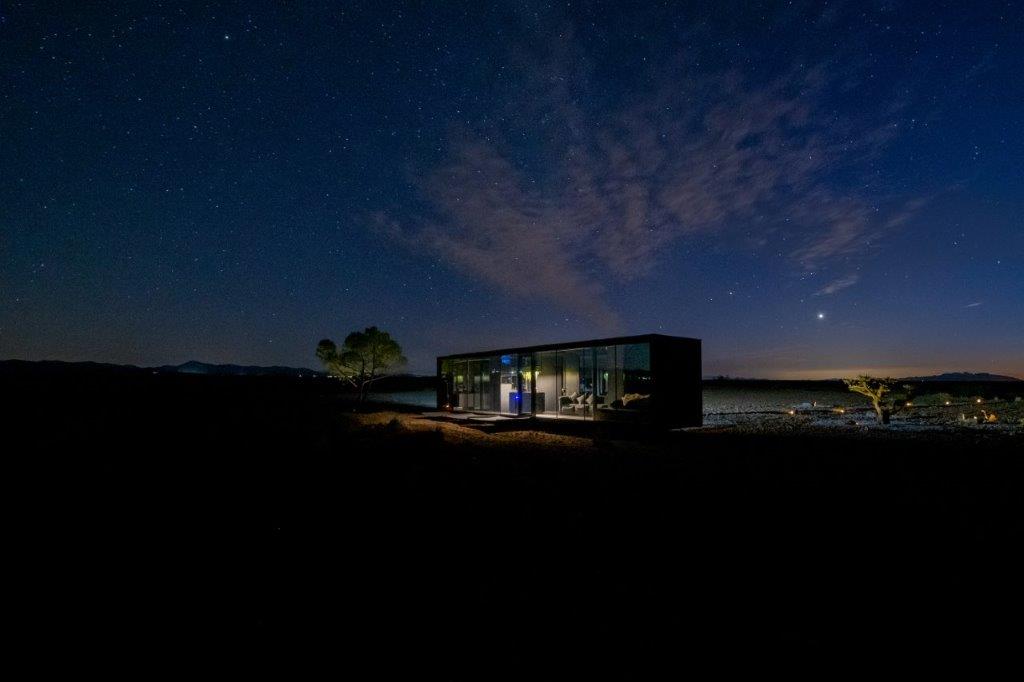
[650,337,702,428]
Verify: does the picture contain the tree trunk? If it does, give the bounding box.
[873,401,890,424]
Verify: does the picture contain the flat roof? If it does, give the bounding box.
[437,333,700,360]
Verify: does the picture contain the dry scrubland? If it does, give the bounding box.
[373,382,1024,432]
[702,382,1024,432]
[350,405,1024,447]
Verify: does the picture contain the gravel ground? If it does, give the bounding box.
[369,385,1024,434]
[703,387,1024,434]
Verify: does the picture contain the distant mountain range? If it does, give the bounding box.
[900,372,1022,382]
[0,359,321,378]
[157,360,321,377]
[3,360,1019,383]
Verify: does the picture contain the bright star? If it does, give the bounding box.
[817,312,825,320]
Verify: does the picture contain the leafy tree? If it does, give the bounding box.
[843,376,915,424]
[316,326,407,402]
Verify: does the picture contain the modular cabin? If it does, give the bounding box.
[437,334,701,428]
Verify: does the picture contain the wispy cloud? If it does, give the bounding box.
[377,16,924,323]
[815,274,860,296]
[965,301,983,308]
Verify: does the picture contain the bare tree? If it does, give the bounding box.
[316,326,407,403]
[844,375,896,424]
[843,376,918,424]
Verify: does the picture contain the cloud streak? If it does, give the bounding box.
[815,274,860,296]
[379,23,924,324]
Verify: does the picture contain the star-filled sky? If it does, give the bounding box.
[2,1,1022,378]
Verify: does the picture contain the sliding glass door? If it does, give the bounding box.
[498,354,519,415]
[534,350,559,418]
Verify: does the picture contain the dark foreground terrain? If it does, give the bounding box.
[7,365,1021,672]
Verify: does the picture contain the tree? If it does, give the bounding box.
[316,326,407,403]
[843,375,914,424]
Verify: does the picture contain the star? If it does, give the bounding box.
[4,2,1021,379]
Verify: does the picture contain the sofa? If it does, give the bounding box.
[594,393,652,422]
[559,391,599,416]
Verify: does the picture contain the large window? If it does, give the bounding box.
[442,341,652,420]
[534,350,559,418]
[551,347,594,420]
[444,355,502,412]
[620,343,652,396]
[451,359,468,408]
[594,345,616,408]
[499,354,519,415]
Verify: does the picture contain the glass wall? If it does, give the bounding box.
[517,354,534,415]
[451,359,468,408]
[534,350,559,418]
[556,348,594,419]
[594,345,617,409]
[620,343,652,396]
[499,354,519,415]
[442,355,507,413]
[441,341,652,421]
[439,358,453,408]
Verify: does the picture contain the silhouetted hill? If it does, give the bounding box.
[0,358,321,378]
[0,359,445,391]
[368,373,438,391]
[902,372,1022,382]
[159,360,321,377]
[0,359,147,376]
[705,373,1022,386]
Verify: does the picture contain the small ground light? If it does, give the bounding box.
[977,398,983,403]
[945,401,951,406]
[906,402,913,407]
[788,409,795,415]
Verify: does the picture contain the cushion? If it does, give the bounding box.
[628,397,651,410]
[585,394,595,405]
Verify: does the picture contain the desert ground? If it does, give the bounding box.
[372,378,1024,433]
[8,365,1021,671]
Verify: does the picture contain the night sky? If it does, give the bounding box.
[3,1,1022,378]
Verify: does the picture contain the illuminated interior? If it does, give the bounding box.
[439,341,654,421]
